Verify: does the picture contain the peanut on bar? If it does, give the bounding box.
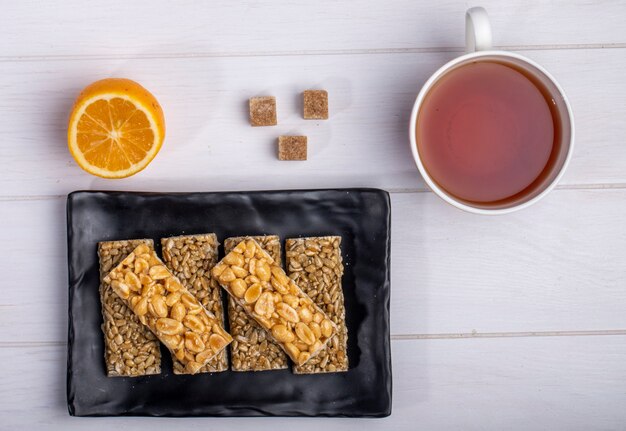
[161,234,228,374]
[287,236,348,374]
[212,239,337,366]
[105,244,233,374]
[224,236,288,371]
[98,239,161,377]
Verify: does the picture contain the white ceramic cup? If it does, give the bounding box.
[409,7,574,214]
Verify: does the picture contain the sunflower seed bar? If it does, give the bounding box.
[224,236,288,371]
[287,236,348,374]
[212,239,337,366]
[98,239,161,377]
[161,234,227,374]
[105,244,233,374]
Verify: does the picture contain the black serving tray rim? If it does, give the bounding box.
[66,188,392,418]
[67,187,391,200]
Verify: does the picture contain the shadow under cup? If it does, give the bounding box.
[414,54,573,212]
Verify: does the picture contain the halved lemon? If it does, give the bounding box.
[68,78,165,178]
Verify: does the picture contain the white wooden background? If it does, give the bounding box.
[1,1,625,429]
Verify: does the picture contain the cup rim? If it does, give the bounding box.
[409,50,575,215]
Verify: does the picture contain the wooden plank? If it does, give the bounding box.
[0,198,68,344]
[0,48,625,197]
[391,336,626,430]
[2,2,625,429]
[1,336,625,429]
[1,188,626,343]
[1,1,625,58]
[390,189,626,335]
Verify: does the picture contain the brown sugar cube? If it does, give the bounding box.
[249,96,277,126]
[303,90,328,120]
[278,136,307,161]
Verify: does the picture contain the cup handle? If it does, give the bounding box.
[465,7,492,52]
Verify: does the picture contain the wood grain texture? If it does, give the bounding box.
[1,337,625,429]
[0,48,625,196]
[2,0,626,59]
[1,0,625,428]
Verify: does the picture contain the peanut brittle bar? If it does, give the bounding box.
[98,239,161,377]
[161,234,227,374]
[286,236,348,374]
[212,238,337,366]
[105,244,232,374]
[224,236,288,371]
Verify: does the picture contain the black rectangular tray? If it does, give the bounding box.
[67,188,391,417]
